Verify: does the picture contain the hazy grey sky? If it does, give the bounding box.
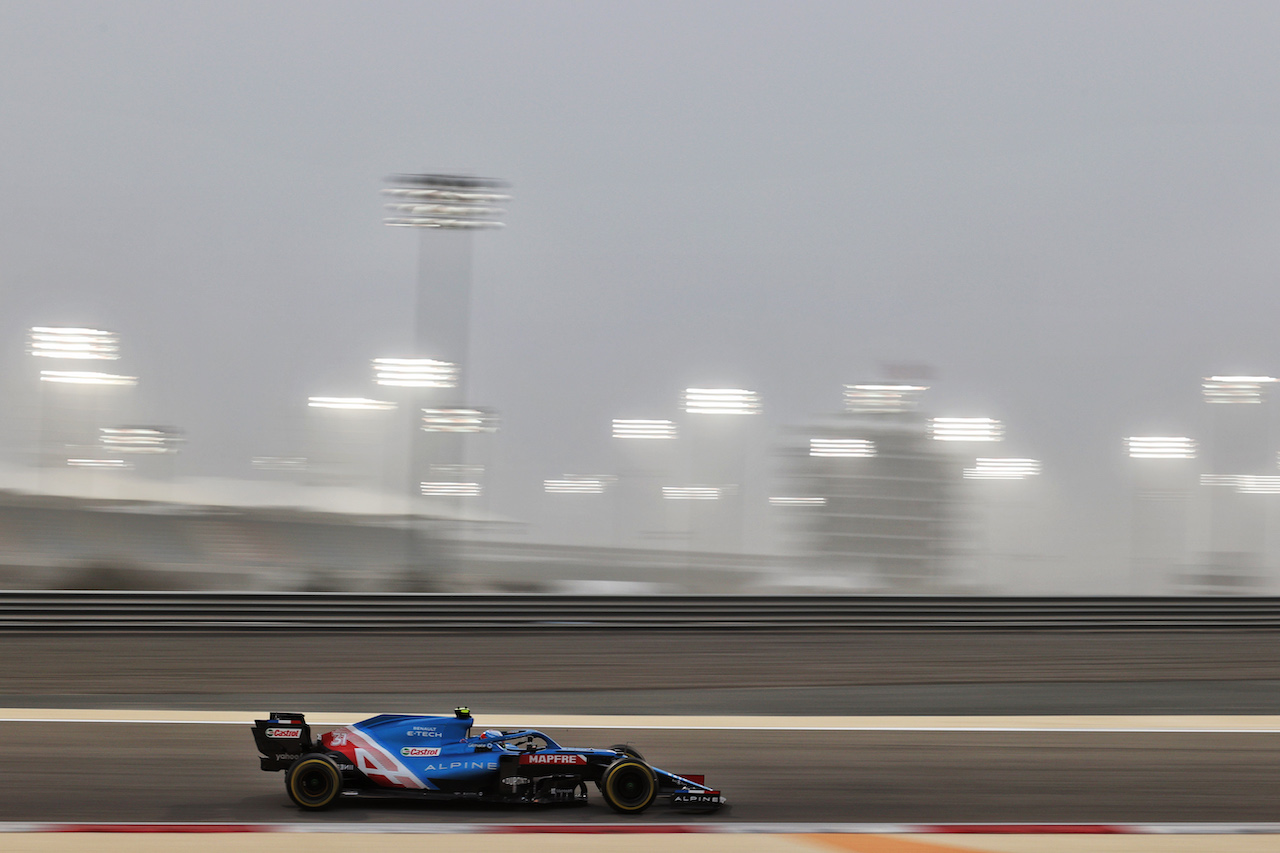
[4,2,1280,583]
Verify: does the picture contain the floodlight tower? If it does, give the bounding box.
[1198,376,1277,591]
[383,173,509,402]
[304,396,398,488]
[611,419,679,547]
[1125,436,1196,594]
[681,388,760,553]
[381,173,510,506]
[26,327,135,470]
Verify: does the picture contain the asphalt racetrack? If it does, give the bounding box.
[2,721,1280,823]
[3,629,1280,824]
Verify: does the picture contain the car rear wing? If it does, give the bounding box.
[251,712,313,771]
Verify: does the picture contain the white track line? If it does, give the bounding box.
[3,710,1280,733]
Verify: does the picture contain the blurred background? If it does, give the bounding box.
[5,1,1280,596]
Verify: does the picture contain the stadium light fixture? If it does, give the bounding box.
[612,419,677,439]
[28,327,120,360]
[1126,436,1197,459]
[40,370,136,386]
[1236,476,1280,494]
[683,388,760,415]
[930,417,1004,442]
[1203,376,1278,403]
[544,476,609,494]
[1200,473,1280,494]
[307,397,396,411]
[421,408,498,433]
[373,357,458,388]
[662,486,721,500]
[67,458,128,469]
[252,456,307,471]
[420,481,482,497]
[843,384,928,413]
[809,438,875,458]
[100,427,182,454]
[768,496,827,507]
[963,458,1041,480]
[383,174,510,229]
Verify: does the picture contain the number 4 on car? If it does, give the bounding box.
[251,707,725,814]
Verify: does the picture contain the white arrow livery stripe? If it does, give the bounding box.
[343,725,426,790]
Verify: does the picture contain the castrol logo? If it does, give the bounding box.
[400,747,442,757]
[266,727,302,739]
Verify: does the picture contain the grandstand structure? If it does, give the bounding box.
[0,473,777,593]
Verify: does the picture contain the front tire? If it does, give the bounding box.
[286,754,342,810]
[609,743,645,761]
[599,757,657,814]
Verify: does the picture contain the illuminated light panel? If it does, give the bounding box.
[384,218,505,230]
[382,188,512,203]
[1237,476,1280,494]
[373,357,458,388]
[843,384,928,413]
[683,388,760,415]
[384,203,506,219]
[252,456,307,471]
[662,486,721,500]
[431,464,484,478]
[40,370,136,386]
[100,427,181,454]
[964,458,1041,480]
[28,327,119,360]
[67,458,127,469]
[612,419,677,439]
[930,417,1004,442]
[420,481,482,497]
[544,477,607,494]
[1200,474,1280,494]
[421,408,498,433]
[383,174,510,229]
[1126,436,1197,459]
[769,496,827,507]
[809,438,875,458]
[1203,376,1278,403]
[308,397,396,411]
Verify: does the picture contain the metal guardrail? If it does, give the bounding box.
[4,592,1280,629]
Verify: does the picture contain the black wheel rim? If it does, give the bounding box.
[612,766,650,806]
[296,765,334,802]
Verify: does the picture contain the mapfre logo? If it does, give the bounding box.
[519,753,587,765]
[266,727,302,739]
[400,747,442,757]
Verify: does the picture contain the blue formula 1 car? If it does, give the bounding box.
[251,707,725,814]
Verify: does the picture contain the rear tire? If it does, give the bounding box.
[286,754,342,810]
[599,757,657,814]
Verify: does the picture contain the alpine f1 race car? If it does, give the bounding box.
[252,707,725,814]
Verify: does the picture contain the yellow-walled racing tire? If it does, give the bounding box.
[285,754,342,810]
[599,757,657,814]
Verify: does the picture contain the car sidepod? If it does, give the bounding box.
[319,715,493,793]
